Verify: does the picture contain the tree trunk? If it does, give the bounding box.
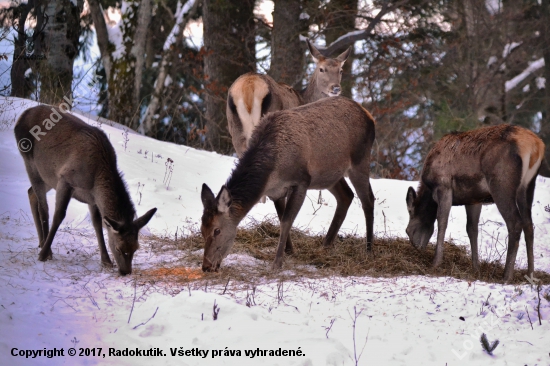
[107,0,151,130]
[10,2,32,98]
[88,0,112,79]
[203,0,256,154]
[324,0,357,97]
[130,0,152,116]
[38,0,83,105]
[269,0,306,89]
[540,0,550,176]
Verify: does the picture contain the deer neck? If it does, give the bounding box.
[226,152,275,224]
[300,73,327,104]
[226,178,268,225]
[94,172,136,224]
[417,183,438,223]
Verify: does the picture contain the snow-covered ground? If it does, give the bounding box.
[0,97,549,365]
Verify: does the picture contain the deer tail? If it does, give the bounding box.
[515,130,545,188]
[228,74,271,145]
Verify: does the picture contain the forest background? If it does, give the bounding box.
[1,0,550,179]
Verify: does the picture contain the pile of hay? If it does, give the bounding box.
[136,220,550,286]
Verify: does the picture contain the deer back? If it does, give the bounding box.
[421,125,544,201]
[245,96,375,191]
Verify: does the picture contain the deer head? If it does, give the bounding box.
[200,184,238,272]
[405,187,436,250]
[103,208,157,275]
[306,39,351,97]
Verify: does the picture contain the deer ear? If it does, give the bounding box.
[103,216,123,233]
[306,38,324,63]
[406,187,417,211]
[216,186,232,213]
[336,46,352,63]
[201,183,216,209]
[134,208,157,229]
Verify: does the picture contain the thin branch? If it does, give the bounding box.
[132,307,159,329]
[320,0,410,55]
[128,278,137,324]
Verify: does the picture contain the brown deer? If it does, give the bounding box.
[201,96,376,271]
[405,124,545,281]
[14,105,157,275]
[227,39,351,157]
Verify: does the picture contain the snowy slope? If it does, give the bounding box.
[0,97,549,366]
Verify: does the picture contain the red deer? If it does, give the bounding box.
[227,39,351,157]
[201,97,376,271]
[14,105,157,275]
[405,124,544,281]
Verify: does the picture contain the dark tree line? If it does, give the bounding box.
[2,0,550,177]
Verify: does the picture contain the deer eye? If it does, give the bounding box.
[319,68,324,73]
[214,228,221,237]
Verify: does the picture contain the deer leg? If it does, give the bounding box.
[500,213,523,282]
[272,185,307,270]
[348,167,375,251]
[31,182,51,257]
[89,204,113,268]
[38,182,73,262]
[465,204,482,272]
[489,182,523,282]
[432,188,452,268]
[273,197,294,254]
[322,178,354,247]
[28,187,44,247]
[517,180,536,278]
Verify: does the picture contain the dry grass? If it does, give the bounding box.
[135,219,550,287]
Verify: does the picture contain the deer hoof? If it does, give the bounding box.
[284,242,294,255]
[38,249,52,261]
[101,259,113,268]
[431,258,442,269]
[271,258,283,270]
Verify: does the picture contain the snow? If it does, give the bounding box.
[486,56,497,68]
[502,42,521,58]
[107,6,125,60]
[536,76,545,90]
[163,1,196,52]
[1,97,549,365]
[164,74,172,87]
[330,30,366,48]
[504,58,545,92]
[485,0,501,15]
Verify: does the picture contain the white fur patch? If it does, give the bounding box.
[235,96,263,148]
[520,152,541,189]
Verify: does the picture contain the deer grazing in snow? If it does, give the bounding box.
[14,105,157,275]
[201,96,376,271]
[227,39,351,157]
[405,124,545,281]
